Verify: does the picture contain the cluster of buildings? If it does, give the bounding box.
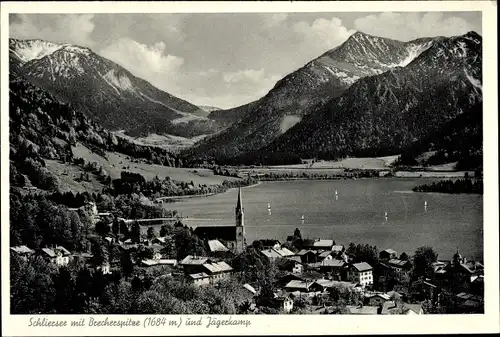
[10,188,484,315]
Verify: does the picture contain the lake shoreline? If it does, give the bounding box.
[162,174,476,202]
[164,178,483,261]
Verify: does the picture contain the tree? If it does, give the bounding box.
[53,267,75,313]
[120,250,134,277]
[11,254,57,314]
[112,217,120,235]
[138,246,154,260]
[400,252,409,261]
[159,224,172,237]
[130,221,141,243]
[412,246,438,280]
[252,240,264,250]
[95,221,110,237]
[147,227,157,241]
[294,228,302,240]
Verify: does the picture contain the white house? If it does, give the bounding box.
[274,295,294,313]
[40,246,72,267]
[347,262,373,287]
[189,272,212,286]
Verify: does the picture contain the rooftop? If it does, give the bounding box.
[351,262,373,272]
[314,279,356,289]
[302,239,334,248]
[243,283,257,294]
[300,270,325,281]
[386,290,402,300]
[54,246,71,256]
[286,256,302,263]
[345,305,379,315]
[365,293,391,301]
[310,259,346,268]
[274,247,295,257]
[150,243,164,252]
[460,261,484,274]
[284,280,312,290]
[388,259,411,267]
[180,255,210,266]
[318,251,333,258]
[203,261,233,274]
[10,245,34,255]
[40,248,56,258]
[154,237,167,243]
[331,245,344,252]
[208,239,229,252]
[297,249,316,256]
[382,249,397,255]
[260,249,282,259]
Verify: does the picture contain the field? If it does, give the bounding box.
[45,142,240,193]
[45,159,106,193]
[113,131,206,153]
[266,156,399,170]
[71,143,239,184]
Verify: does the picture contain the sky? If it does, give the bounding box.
[10,12,481,109]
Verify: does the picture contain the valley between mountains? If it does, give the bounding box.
[9,30,483,194]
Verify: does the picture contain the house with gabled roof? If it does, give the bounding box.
[274,247,295,257]
[364,292,391,306]
[302,239,335,250]
[380,249,398,260]
[308,259,347,280]
[317,250,334,261]
[10,245,35,260]
[202,261,233,282]
[387,258,412,276]
[283,280,323,293]
[347,262,373,287]
[260,248,282,261]
[296,249,318,264]
[179,255,211,274]
[273,294,294,313]
[181,255,233,285]
[381,301,423,315]
[38,246,72,266]
[277,258,304,274]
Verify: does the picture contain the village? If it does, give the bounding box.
[10,188,484,315]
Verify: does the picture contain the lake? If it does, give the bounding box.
[164,179,483,261]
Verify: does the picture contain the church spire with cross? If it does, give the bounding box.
[235,187,245,253]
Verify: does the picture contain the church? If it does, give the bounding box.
[193,188,246,254]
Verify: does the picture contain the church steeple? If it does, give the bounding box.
[236,187,243,214]
[235,188,245,253]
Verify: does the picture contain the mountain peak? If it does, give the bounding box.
[9,38,65,63]
[59,44,92,55]
[464,31,481,38]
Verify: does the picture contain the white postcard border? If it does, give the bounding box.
[1,1,498,336]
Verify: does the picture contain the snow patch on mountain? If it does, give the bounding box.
[10,40,64,63]
[280,115,302,133]
[464,68,482,92]
[103,69,134,92]
[61,45,92,56]
[399,41,434,67]
[137,92,207,124]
